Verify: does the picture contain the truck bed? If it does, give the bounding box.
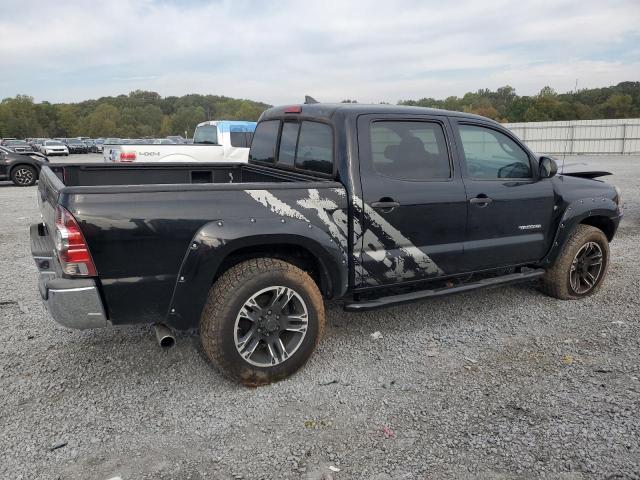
[37,163,347,327]
[47,162,320,188]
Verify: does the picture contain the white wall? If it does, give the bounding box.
[503,118,640,155]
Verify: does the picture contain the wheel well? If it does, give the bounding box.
[580,216,615,241]
[214,244,333,298]
[10,163,37,175]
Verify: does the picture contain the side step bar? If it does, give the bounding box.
[344,268,545,312]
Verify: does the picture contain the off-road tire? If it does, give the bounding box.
[200,258,325,386]
[541,224,609,300]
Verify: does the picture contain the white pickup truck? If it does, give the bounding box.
[103,121,256,163]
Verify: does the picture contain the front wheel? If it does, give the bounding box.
[200,258,325,386]
[542,225,609,299]
[11,165,37,186]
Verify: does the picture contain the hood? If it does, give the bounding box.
[552,159,612,179]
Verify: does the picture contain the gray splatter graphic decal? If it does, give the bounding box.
[245,190,310,222]
[246,188,442,287]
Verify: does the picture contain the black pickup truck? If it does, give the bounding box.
[30,104,623,385]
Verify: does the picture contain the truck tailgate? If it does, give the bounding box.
[36,166,65,235]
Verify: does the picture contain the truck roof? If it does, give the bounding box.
[260,103,500,125]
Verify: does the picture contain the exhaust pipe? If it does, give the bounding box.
[154,323,175,349]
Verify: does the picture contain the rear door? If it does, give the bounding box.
[450,119,555,271]
[356,114,468,287]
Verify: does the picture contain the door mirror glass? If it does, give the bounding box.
[539,156,558,178]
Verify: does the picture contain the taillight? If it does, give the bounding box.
[120,151,136,162]
[54,205,97,276]
[284,105,302,114]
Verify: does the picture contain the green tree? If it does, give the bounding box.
[86,104,120,137]
[56,104,80,136]
[171,106,206,137]
[596,94,634,118]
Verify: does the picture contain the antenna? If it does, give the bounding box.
[560,78,579,175]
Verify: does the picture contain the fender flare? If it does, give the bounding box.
[165,217,348,329]
[540,196,620,266]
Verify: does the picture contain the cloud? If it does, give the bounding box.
[0,0,638,104]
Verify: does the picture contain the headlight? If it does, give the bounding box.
[613,186,623,210]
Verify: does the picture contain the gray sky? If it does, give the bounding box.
[1,0,639,104]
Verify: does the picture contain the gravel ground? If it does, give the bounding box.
[0,155,638,479]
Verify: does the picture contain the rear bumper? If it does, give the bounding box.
[30,223,107,329]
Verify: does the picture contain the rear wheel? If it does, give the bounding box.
[200,258,325,386]
[10,165,37,186]
[542,225,609,299]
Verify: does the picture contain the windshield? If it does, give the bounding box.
[45,141,63,146]
[193,125,218,145]
[7,140,27,145]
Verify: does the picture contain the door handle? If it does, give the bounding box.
[469,195,493,206]
[371,199,400,213]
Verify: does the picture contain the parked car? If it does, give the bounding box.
[30,104,622,386]
[0,145,48,186]
[2,139,34,153]
[82,139,95,152]
[93,138,105,153]
[64,138,88,154]
[103,121,257,163]
[41,140,69,156]
[33,138,50,152]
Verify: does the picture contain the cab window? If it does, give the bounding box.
[370,121,451,180]
[193,125,218,145]
[295,121,333,175]
[230,131,254,148]
[249,120,279,163]
[458,124,532,179]
[277,122,299,168]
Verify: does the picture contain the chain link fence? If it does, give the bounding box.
[503,118,640,155]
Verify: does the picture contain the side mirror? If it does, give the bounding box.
[539,156,558,178]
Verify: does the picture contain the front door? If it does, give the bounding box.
[451,120,556,271]
[355,114,468,288]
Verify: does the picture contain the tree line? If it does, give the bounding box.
[0,90,270,139]
[1,82,639,139]
[399,81,640,123]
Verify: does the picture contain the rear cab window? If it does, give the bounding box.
[249,119,334,176]
[295,122,333,175]
[193,125,219,145]
[249,120,279,163]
